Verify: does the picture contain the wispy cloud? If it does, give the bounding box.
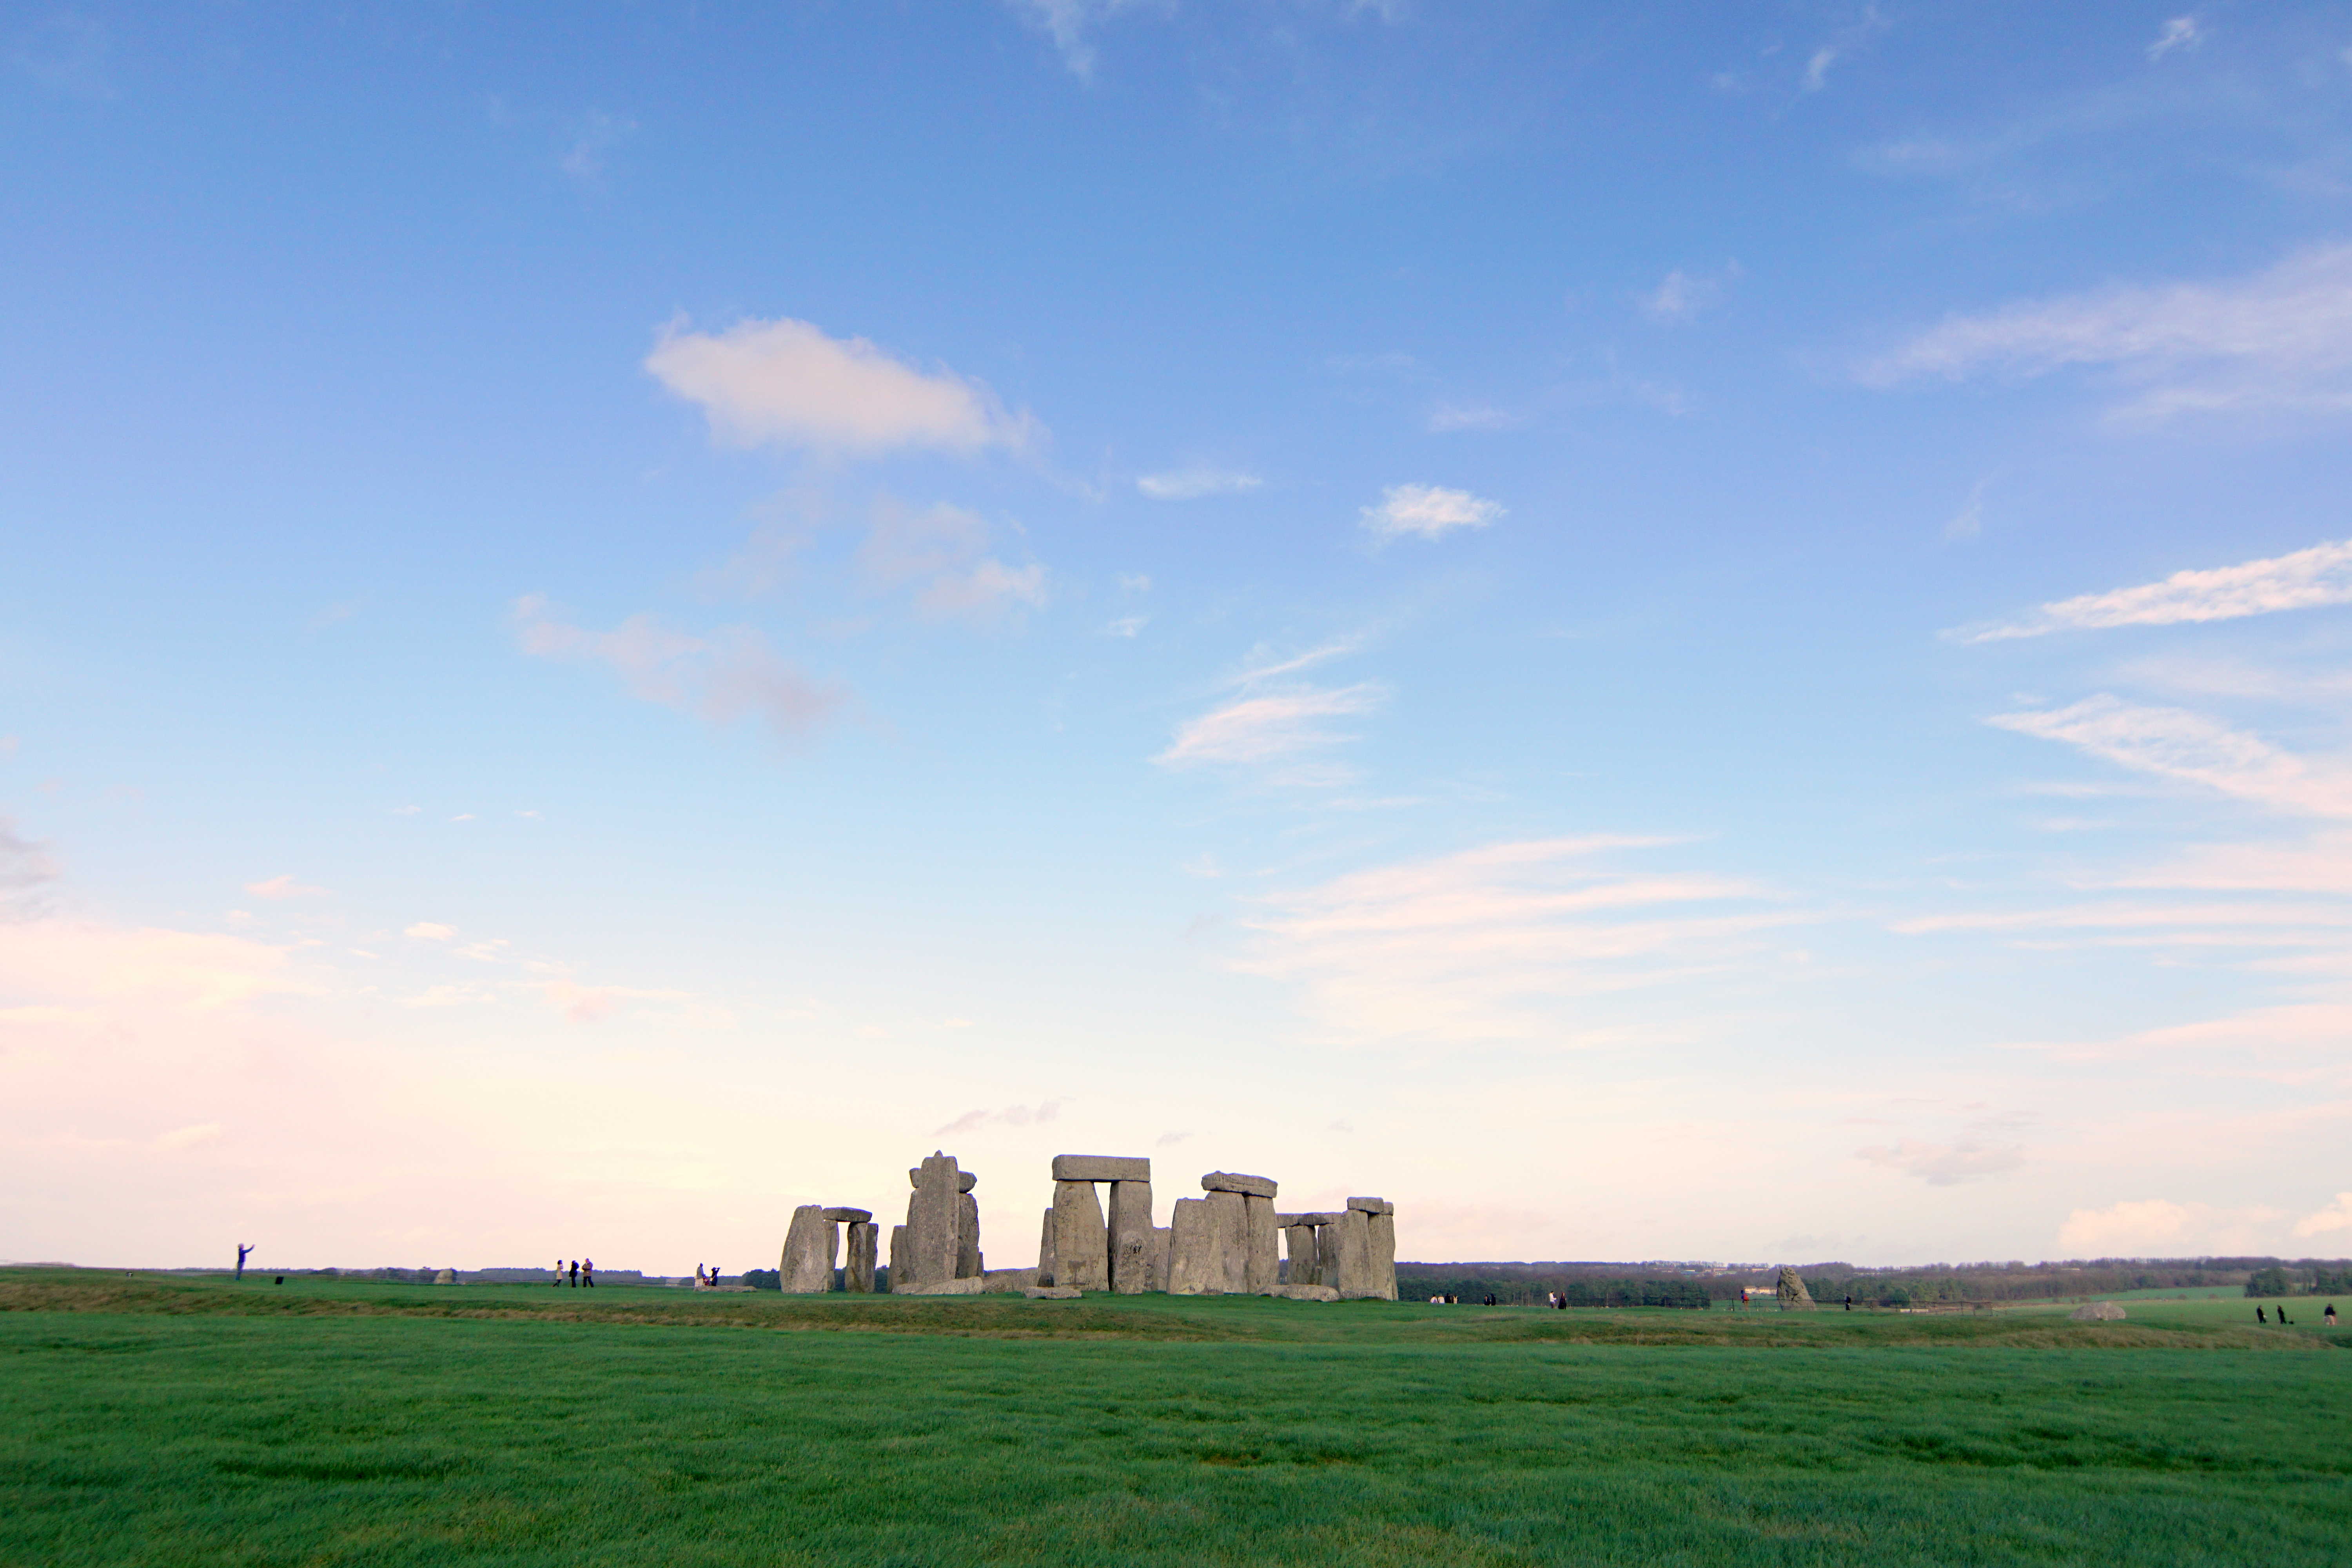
[2147,16,2202,61]
[1641,263,1741,323]
[646,317,1036,457]
[1359,483,1504,543]
[559,111,637,185]
[512,595,846,740]
[858,499,1047,623]
[1862,244,2352,421]
[1857,1137,2025,1185]
[405,922,455,941]
[1235,837,1784,1042]
[0,818,60,909]
[1136,467,1261,500]
[2057,1197,2281,1255]
[243,875,327,901]
[933,1100,1060,1137]
[1005,0,1138,81]
[1988,696,2352,818]
[1156,685,1385,768]
[2293,1191,2352,1237]
[1954,538,2352,642]
[1801,7,1888,92]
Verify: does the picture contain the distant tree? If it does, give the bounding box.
[2245,1267,2292,1298]
[741,1269,780,1291]
[1878,1286,1911,1307]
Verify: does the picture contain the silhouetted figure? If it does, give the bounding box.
[584,1258,595,1288]
[2327,1303,2338,1326]
[2257,1305,2267,1323]
[2279,1308,2291,1326]
[554,1258,563,1287]
[236,1243,254,1280]
[1484,1293,1496,1307]
[568,1259,579,1288]
[1844,1295,1853,1311]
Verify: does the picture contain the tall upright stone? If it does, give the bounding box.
[1282,1221,1321,1286]
[1775,1267,1815,1310]
[1036,1207,1059,1287]
[1052,1179,1110,1292]
[844,1221,879,1292]
[1202,1189,1247,1293]
[958,1186,983,1280]
[1333,1207,1377,1299]
[902,1152,962,1290]
[1165,1197,1217,1294]
[1151,1226,1172,1292]
[1242,1194,1280,1295]
[888,1225,905,1290]
[1363,1203,1397,1301]
[1108,1180,1154,1294]
[1318,1220,1343,1287]
[780,1204,835,1293]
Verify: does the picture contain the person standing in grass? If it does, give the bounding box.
[568,1259,579,1288]
[583,1258,595,1288]
[553,1259,563,1288]
[2257,1305,2267,1323]
[2328,1303,2338,1326]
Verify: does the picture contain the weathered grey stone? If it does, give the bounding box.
[822,1207,873,1224]
[1202,1188,1248,1293]
[1243,1192,1281,1295]
[888,1224,904,1290]
[845,1221,878,1293]
[1296,1212,1344,1227]
[1318,1219,1343,1287]
[1284,1224,1322,1287]
[432,1268,456,1285]
[1333,1207,1378,1299]
[981,1268,1040,1293]
[902,1152,962,1289]
[959,1171,976,1192]
[1201,1171,1278,1199]
[2069,1301,2127,1321]
[1052,1154,1150,1183]
[1036,1207,1058,1287]
[1108,1179,1154,1295]
[1052,1178,1110,1292]
[1774,1267,1815,1309]
[1164,1197,1218,1295]
[1275,1284,1338,1302]
[957,1191,983,1279]
[1150,1225,1171,1292]
[1023,1285,1082,1299]
[1367,1208,1397,1301]
[895,1276,985,1295]
[780,1204,835,1293]
[1345,1196,1392,1215]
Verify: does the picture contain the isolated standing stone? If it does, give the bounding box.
[845,1221,878,1293]
[1053,1178,1110,1292]
[1108,1179,1154,1295]
[1242,1193,1281,1295]
[904,1152,962,1289]
[2069,1301,2127,1321]
[1334,1207,1377,1299]
[1165,1196,1218,1294]
[1775,1267,1815,1310]
[781,1204,835,1293]
[1284,1224,1322,1287]
[1036,1207,1058,1287]
[433,1269,456,1285]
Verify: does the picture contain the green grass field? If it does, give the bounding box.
[4,1269,2346,1566]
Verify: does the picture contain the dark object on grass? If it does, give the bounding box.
[273,1276,283,1285]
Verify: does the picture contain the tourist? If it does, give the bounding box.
[554,1258,563,1288]
[584,1257,596,1287]
[568,1259,579,1288]
[2279,1307,2291,1326]
[2256,1305,2267,1323]
[1844,1295,1853,1311]
[2328,1303,2339,1326]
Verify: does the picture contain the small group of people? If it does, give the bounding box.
[693,1264,724,1288]
[1425,1293,1508,1306]
[552,1258,595,1287]
[2257,1302,2337,1326]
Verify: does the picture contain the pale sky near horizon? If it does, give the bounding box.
[8,2,2352,1275]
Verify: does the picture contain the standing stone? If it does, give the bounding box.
[1333,1208,1377,1299]
[1201,1189,1248,1294]
[1242,1194,1281,1295]
[1036,1207,1058,1287]
[1108,1180,1154,1294]
[844,1221,879,1292]
[1775,1267,1815,1310]
[888,1225,905,1291]
[1165,1197,1218,1294]
[957,1189,983,1279]
[1283,1224,1322,1287]
[1150,1226,1172,1292]
[1052,1179,1110,1292]
[1318,1220,1343,1287]
[903,1152,962,1290]
[781,1204,835,1293]
[2069,1301,2126,1322]
[1368,1209,1397,1301]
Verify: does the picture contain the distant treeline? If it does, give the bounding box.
[1396,1257,2352,1308]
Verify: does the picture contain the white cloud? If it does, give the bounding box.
[1359,483,1504,542]
[1857,1138,2025,1185]
[1641,264,1740,323]
[1957,538,2352,641]
[512,595,845,739]
[1989,696,2352,818]
[1235,837,1783,1042]
[1863,244,2352,421]
[244,874,327,900]
[858,499,1047,623]
[645,317,1035,457]
[2147,16,2201,60]
[0,920,304,1014]
[1006,0,1138,80]
[1136,468,1261,500]
[1155,684,1385,767]
[933,1100,1059,1137]
[559,111,636,184]
[2056,1197,2282,1255]
[2293,1191,2352,1237]
[154,1122,223,1151]
[405,922,456,942]
[1427,405,1521,432]
[1104,615,1148,638]
[0,818,60,907]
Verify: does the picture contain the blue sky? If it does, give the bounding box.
[8,1,2352,1272]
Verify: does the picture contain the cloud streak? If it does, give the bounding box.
[512,596,845,741]
[646,318,1036,457]
[1956,538,2352,641]
[1136,468,1261,500]
[1863,244,2352,421]
[1360,484,1504,543]
[1988,696,2352,818]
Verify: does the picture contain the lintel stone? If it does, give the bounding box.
[1201,1171,1278,1198]
[822,1207,873,1224]
[1346,1196,1392,1214]
[1052,1154,1150,1183]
